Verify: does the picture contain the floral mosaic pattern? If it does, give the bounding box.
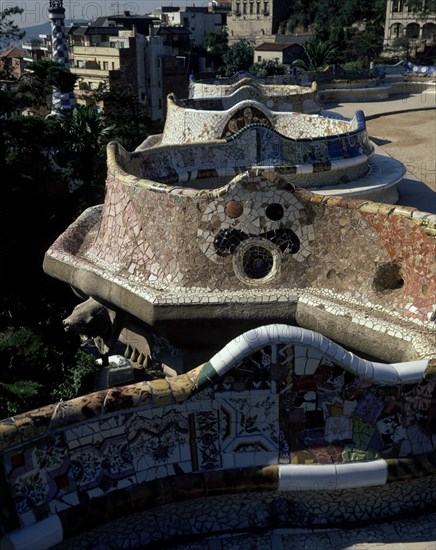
[0,333,435,532]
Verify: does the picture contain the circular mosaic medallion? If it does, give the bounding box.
[233,238,281,285]
[265,203,284,221]
[225,200,244,219]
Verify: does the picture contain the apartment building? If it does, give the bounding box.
[18,8,203,120]
[68,23,138,106]
[145,26,191,120]
[21,34,52,70]
[157,6,224,44]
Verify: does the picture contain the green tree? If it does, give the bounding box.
[343,26,385,64]
[202,30,230,69]
[14,59,77,111]
[0,327,97,418]
[222,39,255,76]
[0,6,25,47]
[292,40,337,71]
[250,59,287,77]
[60,104,113,201]
[315,0,387,59]
[92,80,156,151]
[284,0,318,33]
[0,59,76,185]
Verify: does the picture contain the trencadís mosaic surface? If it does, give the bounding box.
[147,97,361,146]
[188,72,319,113]
[132,114,373,188]
[44,166,436,363]
[1,325,435,548]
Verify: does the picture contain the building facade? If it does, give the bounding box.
[253,42,305,66]
[384,0,436,46]
[0,47,24,78]
[158,6,224,45]
[145,27,191,120]
[227,0,292,42]
[68,24,138,107]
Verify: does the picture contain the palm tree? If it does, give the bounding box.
[61,105,113,200]
[292,40,337,72]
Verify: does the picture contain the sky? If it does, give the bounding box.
[3,0,211,29]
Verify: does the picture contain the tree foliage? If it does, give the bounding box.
[250,59,287,77]
[0,327,97,418]
[92,80,158,151]
[222,39,255,76]
[315,0,387,43]
[0,6,25,47]
[283,0,318,33]
[202,30,230,68]
[292,40,337,71]
[7,59,77,111]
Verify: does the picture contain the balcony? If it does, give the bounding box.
[22,41,43,50]
[72,46,123,57]
[71,67,110,78]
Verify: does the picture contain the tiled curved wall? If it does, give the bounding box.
[159,98,357,145]
[80,165,435,319]
[185,82,319,112]
[188,73,318,108]
[46,165,436,337]
[1,325,435,548]
[124,114,373,189]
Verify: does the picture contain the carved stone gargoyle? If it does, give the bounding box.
[62,297,122,358]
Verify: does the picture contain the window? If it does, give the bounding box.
[257,55,261,62]
[243,2,247,14]
[103,61,109,70]
[76,59,84,68]
[249,2,253,14]
[256,1,260,14]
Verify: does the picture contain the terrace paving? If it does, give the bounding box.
[324,91,436,212]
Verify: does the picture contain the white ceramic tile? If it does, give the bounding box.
[278,464,336,491]
[335,460,387,489]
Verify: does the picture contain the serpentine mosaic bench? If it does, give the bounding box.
[143,98,364,146]
[1,325,435,549]
[188,72,319,112]
[44,166,436,368]
[131,113,374,189]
